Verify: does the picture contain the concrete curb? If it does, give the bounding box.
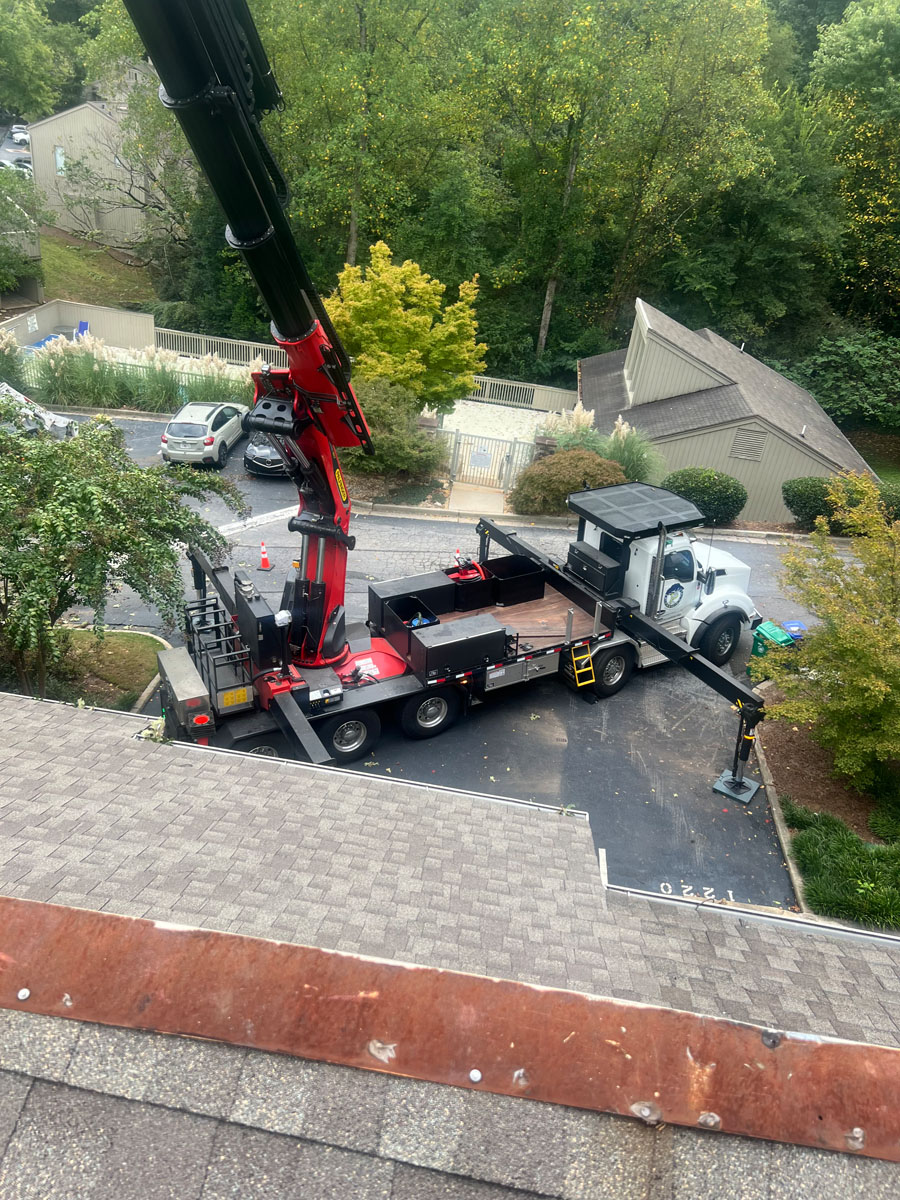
[56,405,174,422]
[754,731,810,914]
[128,632,172,715]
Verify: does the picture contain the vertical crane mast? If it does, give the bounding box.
[123,0,373,667]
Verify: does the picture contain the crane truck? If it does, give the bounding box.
[128,0,767,803]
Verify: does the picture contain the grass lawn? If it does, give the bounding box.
[847,431,900,485]
[39,227,155,309]
[65,629,160,710]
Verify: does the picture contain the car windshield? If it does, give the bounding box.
[167,422,207,438]
[249,433,274,448]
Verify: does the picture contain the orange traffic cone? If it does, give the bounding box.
[258,541,274,572]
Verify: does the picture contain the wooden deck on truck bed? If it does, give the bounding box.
[440,586,595,652]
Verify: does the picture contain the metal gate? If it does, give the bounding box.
[439,431,535,489]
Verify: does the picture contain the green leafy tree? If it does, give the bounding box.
[811,0,900,328]
[661,94,845,342]
[0,0,62,115]
[755,473,900,787]
[258,0,478,270]
[0,401,246,697]
[773,330,900,428]
[0,169,48,293]
[325,241,485,414]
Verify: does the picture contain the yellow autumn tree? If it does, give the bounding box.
[325,241,486,415]
[754,473,900,789]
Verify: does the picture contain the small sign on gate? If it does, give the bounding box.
[469,449,492,469]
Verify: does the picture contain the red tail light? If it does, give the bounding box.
[160,433,168,443]
[192,714,210,726]
[203,436,215,446]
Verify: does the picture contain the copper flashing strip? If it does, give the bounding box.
[1,897,897,1161]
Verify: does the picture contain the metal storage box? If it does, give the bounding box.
[368,571,456,629]
[566,541,624,597]
[409,614,508,679]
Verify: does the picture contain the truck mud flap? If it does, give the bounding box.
[271,691,332,765]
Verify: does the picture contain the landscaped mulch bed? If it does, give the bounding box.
[758,717,879,842]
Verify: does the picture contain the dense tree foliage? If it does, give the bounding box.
[34,0,900,393]
[0,397,245,697]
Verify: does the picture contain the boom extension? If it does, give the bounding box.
[123,0,373,667]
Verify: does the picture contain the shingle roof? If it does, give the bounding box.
[579,303,870,474]
[1,694,900,1194]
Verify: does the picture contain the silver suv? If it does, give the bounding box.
[161,402,248,467]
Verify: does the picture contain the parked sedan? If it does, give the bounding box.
[160,402,248,467]
[243,431,288,477]
[10,130,29,146]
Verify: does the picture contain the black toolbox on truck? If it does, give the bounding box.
[368,571,456,630]
[566,541,624,597]
[410,614,507,679]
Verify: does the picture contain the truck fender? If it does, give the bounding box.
[687,597,755,647]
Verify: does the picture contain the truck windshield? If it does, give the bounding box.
[167,422,207,438]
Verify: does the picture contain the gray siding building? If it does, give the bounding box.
[580,300,871,524]
[29,102,146,245]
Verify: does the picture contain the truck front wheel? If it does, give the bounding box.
[318,709,381,763]
[399,687,461,739]
[699,614,742,666]
[592,646,634,697]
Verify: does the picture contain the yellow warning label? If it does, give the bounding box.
[335,467,348,503]
[222,688,248,707]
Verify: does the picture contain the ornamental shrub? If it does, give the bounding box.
[509,450,625,515]
[782,473,900,530]
[339,378,445,480]
[596,417,665,483]
[781,476,831,527]
[660,467,747,524]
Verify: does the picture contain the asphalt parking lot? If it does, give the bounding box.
[75,414,797,909]
[224,509,797,912]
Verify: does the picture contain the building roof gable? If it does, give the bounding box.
[28,101,119,131]
[580,302,871,473]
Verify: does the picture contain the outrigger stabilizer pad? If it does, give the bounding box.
[713,770,760,805]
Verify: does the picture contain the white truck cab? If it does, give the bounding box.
[567,485,761,670]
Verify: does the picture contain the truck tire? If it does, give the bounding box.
[318,708,381,763]
[399,687,461,739]
[699,614,742,666]
[592,646,634,697]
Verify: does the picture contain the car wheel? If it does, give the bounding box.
[699,614,742,666]
[317,708,381,763]
[217,441,228,469]
[592,646,634,697]
[399,687,461,739]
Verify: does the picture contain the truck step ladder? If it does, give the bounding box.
[570,644,596,687]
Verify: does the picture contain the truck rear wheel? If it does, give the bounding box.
[318,709,381,763]
[699,614,742,666]
[592,646,634,697]
[399,687,461,739]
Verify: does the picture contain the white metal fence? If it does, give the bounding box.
[155,327,288,368]
[466,375,577,411]
[438,429,535,490]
